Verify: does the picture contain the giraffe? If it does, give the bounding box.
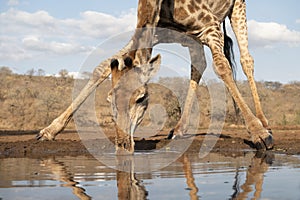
[41,158,92,200]
[37,0,274,153]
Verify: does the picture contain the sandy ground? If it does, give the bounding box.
[0,127,300,158]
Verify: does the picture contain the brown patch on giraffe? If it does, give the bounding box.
[208,1,215,8]
[186,18,197,28]
[188,4,195,13]
[202,14,212,25]
[240,25,246,30]
[174,7,189,21]
[238,2,243,9]
[188,1,200,13]
[201,3,209,11]
[192,0,200,6]
[197,12,205,21]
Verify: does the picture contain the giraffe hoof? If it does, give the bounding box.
[167,129,174,140]
[36,132,43,140]
[36,129,55,141]
[254,134,274,150]
[36,131,47,140]
[167,129,186,140]
[267,128,273,135]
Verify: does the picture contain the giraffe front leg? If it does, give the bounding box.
[37,77,102,141]
[202,28,273,150]
[230,0,270,130]
[240,54,269,129]
[37,113,71,140]
[37,39,135,141]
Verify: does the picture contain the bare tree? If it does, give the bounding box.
[59,69,69,78]
[40,93,61,125]
[8,88,36,130]
[37,69,45,76]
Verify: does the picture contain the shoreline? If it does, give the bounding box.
[1,128,300,158]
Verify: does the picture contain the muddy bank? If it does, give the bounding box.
[0,128,300,158]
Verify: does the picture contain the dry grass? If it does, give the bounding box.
[0,73,299,131]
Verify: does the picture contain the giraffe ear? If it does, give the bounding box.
[140,54,161,83]
[149,54,161,65]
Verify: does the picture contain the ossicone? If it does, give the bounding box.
[110,59,119,70]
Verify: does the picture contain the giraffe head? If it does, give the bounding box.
[110,54,161,153]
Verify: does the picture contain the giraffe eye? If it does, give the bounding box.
[136,94,148,104]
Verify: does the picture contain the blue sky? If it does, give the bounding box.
[0,0,300,83]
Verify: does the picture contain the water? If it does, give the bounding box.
[0,152,299,200]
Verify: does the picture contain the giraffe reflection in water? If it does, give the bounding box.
[40,158,92,200]
[116,153,199,200]
[231,152,274,200]
[41,152,274,200]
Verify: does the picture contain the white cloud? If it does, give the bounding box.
[1,9,58,34]
[248,20,300,48]
[0,8,137,61]
[296,19,300,24]
[62,9,136,38]
[0,36,32,61]
[22,36,93,54]
[7,0,19,6]
[0,8,136,38]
